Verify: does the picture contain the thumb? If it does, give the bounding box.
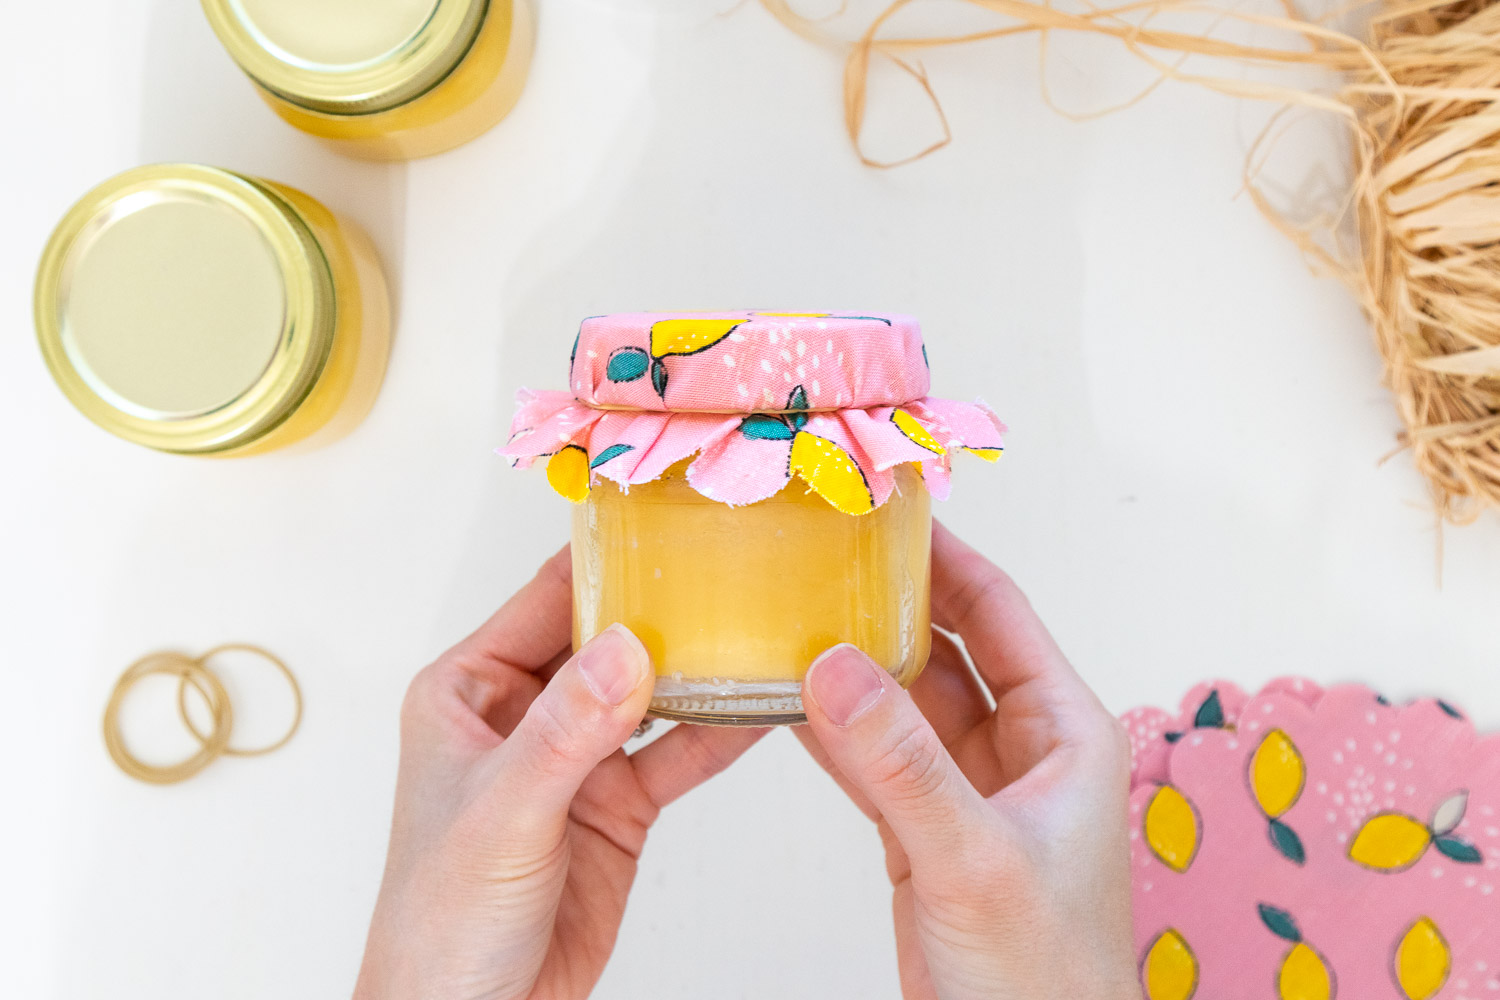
[492,624,653,846]
[802,644,989,874]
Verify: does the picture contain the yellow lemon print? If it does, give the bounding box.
[963,446,1003,462]
[1395,916,1450,1000]
[546,445,590,503]
[790,432,874,515]
[648,318,744,358]
[1279,942,1334,1000]
[1142,929,1198,1000]
[1144,785,1201,873]
[1349,813,1433,871]
[1251,729,1306,819]
[891,408,946,455]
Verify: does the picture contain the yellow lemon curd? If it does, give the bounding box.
[571,462,932,724]
[227,181,390,455]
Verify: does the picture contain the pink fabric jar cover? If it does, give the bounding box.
[501,311,1005,514]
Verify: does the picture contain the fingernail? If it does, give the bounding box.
[578,624,650,706]
[807,644,884,727]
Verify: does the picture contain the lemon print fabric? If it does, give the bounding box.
[509,311,1007,509]
[1259,904,1335,1000]
[788,430,874,515]
[1250,729,1308,865]
[605,318,746,400]
[546,445,590,502]
[1349,791,1483,871]
[1393,917,1450,1000]
[891,408,945,455]
[1144,784,1201,873]
[1141,929,1199,1000]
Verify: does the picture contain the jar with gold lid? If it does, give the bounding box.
[34,164,390,456]
[504,312,1006,724]
[200,0,534,160]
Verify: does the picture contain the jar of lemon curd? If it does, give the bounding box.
[201,0,534,160]
[504,312,1005,725]
[34,165,390,456]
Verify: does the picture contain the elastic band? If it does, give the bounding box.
[103,652,234,785]
[176,643,303,757]
[103,644,302,784]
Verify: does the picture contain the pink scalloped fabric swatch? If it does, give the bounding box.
[501,311,1005,514]
[1126,679,1500,999]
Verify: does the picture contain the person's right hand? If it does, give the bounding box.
[797,522,1138,1000]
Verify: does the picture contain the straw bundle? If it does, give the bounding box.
[763,0,1500,523]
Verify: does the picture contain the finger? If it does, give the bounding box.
[490,624,652,845]
[931,522,1105,733]
[907,628,991,747]
[629,723,769,808]
[802,644,992,876]
[452,545,574,675]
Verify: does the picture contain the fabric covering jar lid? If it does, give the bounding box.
[504,310,1005,516]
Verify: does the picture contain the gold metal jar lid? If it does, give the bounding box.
[201,0,489,115]
[34,164,336,454]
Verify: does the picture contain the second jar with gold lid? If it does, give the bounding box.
[34,164,390,456]
[201,0,534,159]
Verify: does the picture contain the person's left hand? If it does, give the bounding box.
[354,546,766,1000]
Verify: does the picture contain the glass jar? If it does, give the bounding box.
[34,164,390,456]
[573,462,933,725]
[201,0,534,160]
[504,311,1006,726]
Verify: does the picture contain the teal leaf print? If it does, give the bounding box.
[740,414,795,441]
[1194,691,1225,729]
[1258,904,1302,943]
[650,358,668,398]
[590,444,635,469]
[606,347,649,382]
[787,385,808,411]
[1437,700,1463,719]
[1434,837,1482,863]
[1268,819,1306,865]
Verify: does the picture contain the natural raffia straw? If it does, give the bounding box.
[763,0,1500,523]
[103,644,302,784]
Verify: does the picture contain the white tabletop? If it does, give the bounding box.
[6,2,1499,997]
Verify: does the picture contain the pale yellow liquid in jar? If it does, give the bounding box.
[572,463,932,723]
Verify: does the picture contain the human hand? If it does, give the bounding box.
[354,547,766,1000]
[797,522,1138,1000]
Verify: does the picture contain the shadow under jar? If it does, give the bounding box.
[201,0,534,160]
[504,311,1007,725]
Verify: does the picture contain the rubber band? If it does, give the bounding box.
[103,652,234,785]
[102,643,302,784]
[176,643,303,757]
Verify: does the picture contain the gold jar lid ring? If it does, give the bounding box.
[201,0,493,114]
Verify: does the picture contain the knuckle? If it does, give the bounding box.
[950,567,1011,623]
[523,694,589,771]
[865,723,950,803]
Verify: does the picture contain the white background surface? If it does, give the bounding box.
[5,1,1500,998]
